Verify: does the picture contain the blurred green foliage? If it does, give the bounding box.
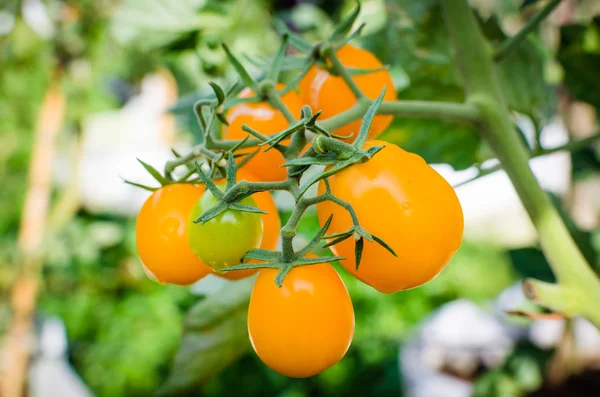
[1,0,600,396]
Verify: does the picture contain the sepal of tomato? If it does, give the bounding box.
[212,170,280,280]
[188,185,263,272]
[248,261,354,378]
[316,141,464,293]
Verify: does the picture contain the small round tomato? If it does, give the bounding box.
[213,170,280,280]
[299,44,396,140]
[248,262,354,378]
[136,184,212,285]
[316,141,464,293]
[187,185,263,272]
[223,84,304,182]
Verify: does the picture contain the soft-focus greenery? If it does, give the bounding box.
[1,0,600,396]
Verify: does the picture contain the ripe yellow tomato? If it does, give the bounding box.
[136,184,212,285]
[299,44,396,140]
[223,84,304,182]
[316,141,464,293]
[212,170,281,280]
[248,262,354,378]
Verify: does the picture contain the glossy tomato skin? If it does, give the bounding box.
[136,184,212,285]
[223,84,304,182]
[213,170,280,280]
[188,185,263,272]
[248,263,354,378]
[299,45,396,140]
[316,141,464,293]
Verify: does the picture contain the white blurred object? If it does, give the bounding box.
[401,300,515,397]
[29,317,94,397]
[22,0,54,39]
[432,117,571,248]
[76,72,179,216]
[570,175,600,230]
[530,318,600,363]
[0,10,16,36]
[189,274,234,296]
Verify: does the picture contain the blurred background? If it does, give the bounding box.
[1,0,600,396]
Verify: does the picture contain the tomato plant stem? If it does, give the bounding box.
[493,0,563,62]
[318,100,480,132]
[265,84,298,124]
[323,45,365,99]
[442,0,600,327]
[455,132,600,188]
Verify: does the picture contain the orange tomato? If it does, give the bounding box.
[299,44,396,140]
[248,261,354,378]
[136,184,212,285]
[223,84,304,182]
[316,141,464,293]
[212,170,280,280]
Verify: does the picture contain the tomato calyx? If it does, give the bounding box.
[223,215,344,287]
[191,154,269,224]
[323,224,397,271]
[283,88,388,198]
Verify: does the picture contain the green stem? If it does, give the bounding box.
[313,136,355,157]
[323,45,364,99]
[318,100,480,132]
[264,84,297,124]
[455,132,600,188]
[221,179,293,202]
[494,0,563,61]
[280,194,330,261]
[442,0,600,327]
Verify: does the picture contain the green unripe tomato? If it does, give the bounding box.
[188,186,263,272]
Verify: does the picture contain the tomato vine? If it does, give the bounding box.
[129,0,600,328]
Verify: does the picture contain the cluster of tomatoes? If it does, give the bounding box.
[135,45,464,378]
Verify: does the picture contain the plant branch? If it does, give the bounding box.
[442,0,600,328]
[323,45,364,99]
[318,99,480,133]
[494,0,563,61]
[455,132,600,188]
[264,83,297,124]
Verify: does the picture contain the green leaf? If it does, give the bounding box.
[558,17,600,112]
[194,162,223,200]
[222,44,259,94]
[329,2,361,43]
[480,17,548,123]
[225,152,236,190]
[355,237,364,270]
[228,203,267,215]
[275,264,293,287]
[111,0,225,51]
[298,214,333,255]
[282,153,338,167]
[334,23,366,49]
[322,233,352,248]
[194,202,228,224]
[241,249,280,261]
[155,279,254,396]
[266,34,289,82]
[121,178,158,192]
[273,19,313,53]
[372,234,397,257]
[354,87,386,147]
[209,82,226,106]
[137,158,169,185]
